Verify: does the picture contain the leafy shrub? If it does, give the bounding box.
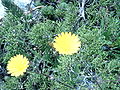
[0,0,120,90]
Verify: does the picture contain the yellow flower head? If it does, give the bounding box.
[53,32,81,55]
[7,54,29,77]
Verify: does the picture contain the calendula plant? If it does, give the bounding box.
[0,0,120,90]
[7,54,29,77]
[53,32,81,55]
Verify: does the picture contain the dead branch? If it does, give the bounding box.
[78,0,86,20]
[24,6,44,15]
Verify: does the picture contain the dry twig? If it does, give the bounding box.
[24,6,44,15]
[78,0,86,20]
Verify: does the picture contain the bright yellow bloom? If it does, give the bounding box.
[7,54,29,77]
[53,32,81,55]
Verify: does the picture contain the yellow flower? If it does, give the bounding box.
[53,32,81,55]
[7,54,29,77]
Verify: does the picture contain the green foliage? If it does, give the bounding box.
[0,0,120,90]
[55,2,68,18]
[0,14,30,63]
[41,6,55,17]
[1,77,20,90]
[29,20,55,46]
[24,72,53,90]
[1,0,24,18]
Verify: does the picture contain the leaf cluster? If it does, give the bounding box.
[0,0,120,90]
